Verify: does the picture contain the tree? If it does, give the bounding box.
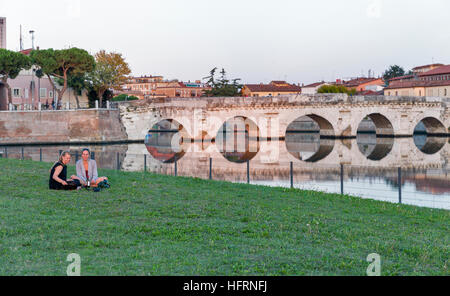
[203,67,242,97]
[383,65,406,84]
[0,49,32,106]
[30,48,95,108]
[88,50,131,107]
[57,74,89,109]
[318,85,356,95]
[87,89,113,108]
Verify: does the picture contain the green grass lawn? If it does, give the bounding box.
[0,158,448,276]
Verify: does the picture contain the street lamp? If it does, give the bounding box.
[29,30,35,50]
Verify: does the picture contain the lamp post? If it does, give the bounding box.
[29,30,35,50]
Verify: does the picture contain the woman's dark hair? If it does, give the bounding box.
[82,148,90,155]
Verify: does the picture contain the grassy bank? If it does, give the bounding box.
[0,158,448,276]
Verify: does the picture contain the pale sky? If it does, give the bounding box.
[1,0,449,84]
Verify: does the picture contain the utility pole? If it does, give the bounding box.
[20,25,23,51]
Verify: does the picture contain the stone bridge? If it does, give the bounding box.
[119,94,450,141]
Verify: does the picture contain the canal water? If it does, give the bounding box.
[1,133,449,210]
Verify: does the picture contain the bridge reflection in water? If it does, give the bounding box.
[1,133,449,210]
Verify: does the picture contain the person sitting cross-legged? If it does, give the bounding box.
[76,149,109,188]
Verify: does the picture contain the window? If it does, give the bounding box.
[40,88,47,98]
[49,91,54,98]
[419,90,422,96]
[24,88,29,99]
[13,88,20,98]
[445,89,448,96]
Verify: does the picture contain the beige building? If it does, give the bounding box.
[385,64,450,97]
[242,81,302,97]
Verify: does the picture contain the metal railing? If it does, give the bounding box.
[4,100,119,112]
[1,146,449,210]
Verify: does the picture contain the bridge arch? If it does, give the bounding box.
[285,114,335,162]
[145,119,191,163]
[357,113,394,136]
[356,113,395,161]
[215,116,260,163]
[415,117,447,135]
[413,117,447,155]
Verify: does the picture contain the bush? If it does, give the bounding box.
[318,85,356,95]
[111,94,139,102]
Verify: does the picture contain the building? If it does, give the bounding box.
[0,17,6,49]
[341,77,385,92]
[153,81,209,98]
[412,63,444,74]
[384,64,450,97]
[301,82,329,95]
[242,81,302,97]
[0,49,90,110]
[120,75,210,99]
[123,75,165,96]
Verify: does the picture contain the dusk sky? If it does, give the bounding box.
[1,0,449,84]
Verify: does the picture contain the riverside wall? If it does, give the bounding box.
[0,109,128,145]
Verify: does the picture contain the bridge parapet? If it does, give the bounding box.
[119,94,450,141]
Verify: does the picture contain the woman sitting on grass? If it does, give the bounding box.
[49,151,82,190]
[76,149,109,188]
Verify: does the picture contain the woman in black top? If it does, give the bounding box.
[49,151,81,190]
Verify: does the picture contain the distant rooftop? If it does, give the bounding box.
[419,65,450,77]
[412,63,444,70]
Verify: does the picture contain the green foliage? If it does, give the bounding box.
[111,94,139,102]
[56,74,88,95]
[30,48,95,79]
[383,65,406,84]
[203,67,242,97]
[318,85,356,95]
[0,49,32,104]
[0,48,32,80]
[87,50,131,106]
[30,48,95,101]
[87,89,113,108]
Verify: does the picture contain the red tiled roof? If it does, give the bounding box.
[385,80,450,89]
[419,65,450,77]
[343,78,378,87]
[19,48,33,56]
[412,63,444,70]
[389,74,414,81]
[244,83,302,93]
[303,82,326,88]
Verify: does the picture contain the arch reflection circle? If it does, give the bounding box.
[145,119,190,163]
[413,117,447,155]
[285,115,335,162]
[357,114,394,161]
[215,116,260,163]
